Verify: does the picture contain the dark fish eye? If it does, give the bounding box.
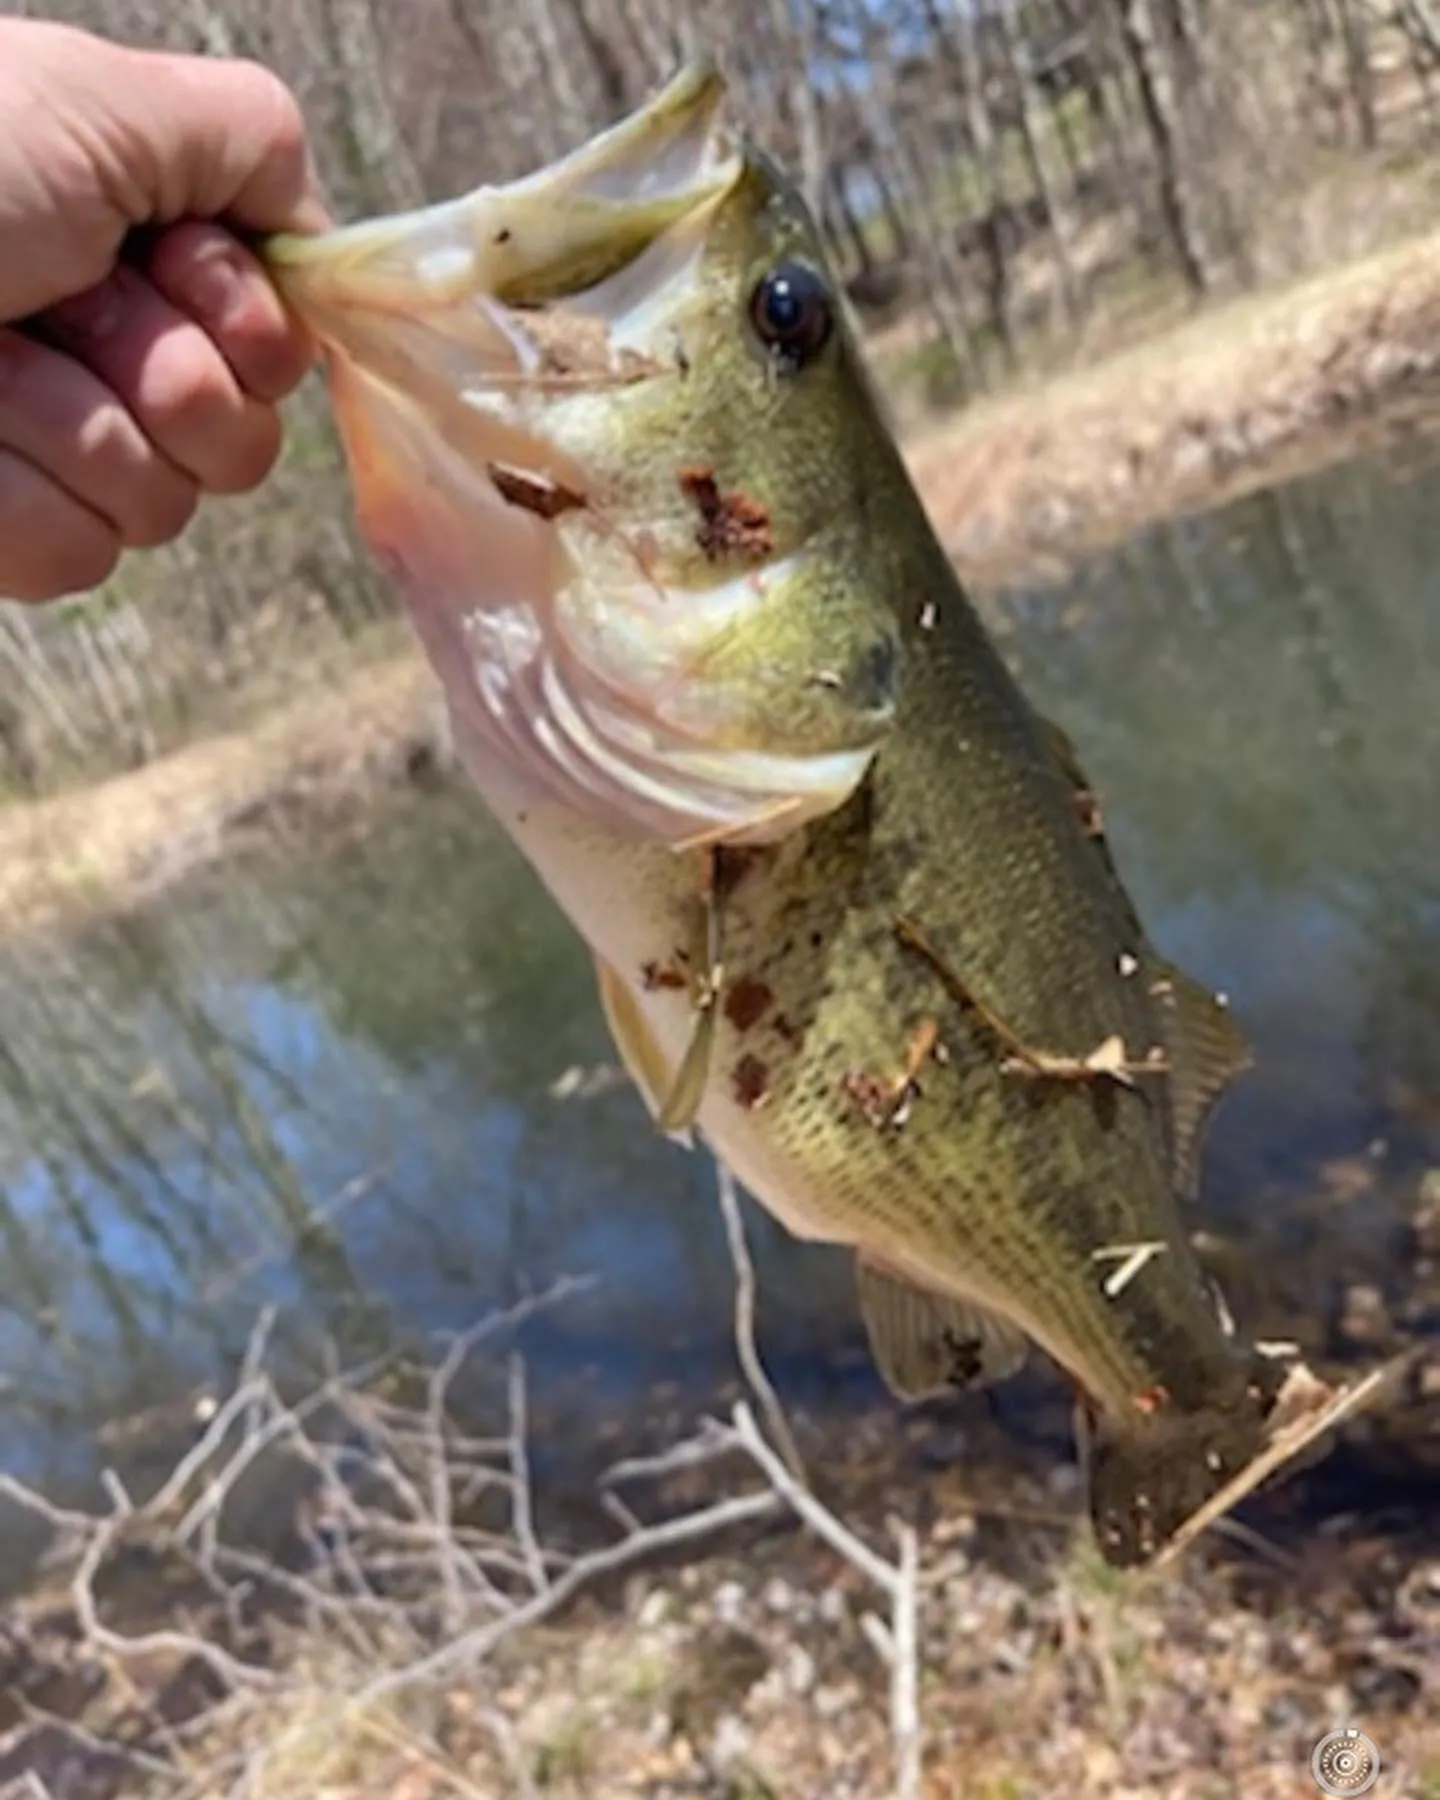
[748,261,833,372]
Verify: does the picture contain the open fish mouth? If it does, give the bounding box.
[262,63,890,848]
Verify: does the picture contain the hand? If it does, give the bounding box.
[0,20,330,602]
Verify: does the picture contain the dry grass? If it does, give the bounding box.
[909,224,1440,589]
[0,641,437,941]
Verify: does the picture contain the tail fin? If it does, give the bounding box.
[1079,1354,1409,1569]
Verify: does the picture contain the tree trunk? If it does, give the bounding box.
[826,166,876,280]
[1118,0,1220,295]
[850,13,981,394]
[952,0,1017,364]
[312,0,425,211]
[572,0,635,119]
[997,0,1082,325]
[1333,0,1378,149]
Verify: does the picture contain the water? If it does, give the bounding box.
[3,437,1440,1568]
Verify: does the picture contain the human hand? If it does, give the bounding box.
[0,20,330,602]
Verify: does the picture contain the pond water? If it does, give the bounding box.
[3,435,1440,1575]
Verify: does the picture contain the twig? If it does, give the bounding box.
[423,1333,466,1635]
[728,1403,894,1592]
[1091,1240,1167,1299]
[890,1519,922,1800]
[0,1476,98,1538]
[506,1354,547,1597]
[0,1776,59,1800]
[146,1376,271,1523]
[343,1486,782,1712]
[601,1427,745,1488]
[9,1700,178,1784]
[69,1511,277,1692]
[714,1159,808,1486]
[480,1707,541,1800]
[727,1402,923,1799]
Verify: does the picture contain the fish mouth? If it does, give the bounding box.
[263,60,739,352]
[261,64,884,849]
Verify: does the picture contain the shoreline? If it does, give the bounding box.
[8,225,1440,943]
[909,225,1440,588]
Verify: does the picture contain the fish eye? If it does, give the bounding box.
[748,261,833,372]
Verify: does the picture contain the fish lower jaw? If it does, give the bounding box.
[443,611,879,849]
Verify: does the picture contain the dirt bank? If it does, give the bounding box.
[0,649,443,942]
[9,224,1440,943]
[912,226,1440,589]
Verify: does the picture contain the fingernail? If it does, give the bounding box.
[183,245,245,332]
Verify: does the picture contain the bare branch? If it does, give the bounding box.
[714,1159,808,1486]
[724,1403,924,1797]
[344,1485,783,1713]
[505,1353,547,1597]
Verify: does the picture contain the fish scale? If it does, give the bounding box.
[261,59,1398,1567]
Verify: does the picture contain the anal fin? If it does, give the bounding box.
[593,956,694,1148]
[856,1254,1028,1400]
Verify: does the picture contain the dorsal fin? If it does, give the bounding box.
[1148,956,1253,1199]
[855,1254,1028,1400]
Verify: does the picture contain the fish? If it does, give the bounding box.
[260,61,1403,1568]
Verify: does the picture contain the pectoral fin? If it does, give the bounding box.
[856,1254,1029,1400]
[594,956,694,1148]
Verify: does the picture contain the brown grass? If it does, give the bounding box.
[910,225,1440,589]
[0,643,437,940]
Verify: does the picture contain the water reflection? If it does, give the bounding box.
[998,450,1440,1222]
[2,438,1439,1535]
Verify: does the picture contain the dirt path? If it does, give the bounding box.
[8,225,1440,943]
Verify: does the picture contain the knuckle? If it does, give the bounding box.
[145,353,231,439]
[0,455,120,600]
[123,474,200,549]
[235,59,308,155]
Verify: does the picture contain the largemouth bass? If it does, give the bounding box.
[262,63,1396,1566]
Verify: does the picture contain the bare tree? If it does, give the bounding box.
[997,0,1082,323]
[1116,0,1223,294]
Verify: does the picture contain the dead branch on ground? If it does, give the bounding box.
[0,1160,928,1799]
